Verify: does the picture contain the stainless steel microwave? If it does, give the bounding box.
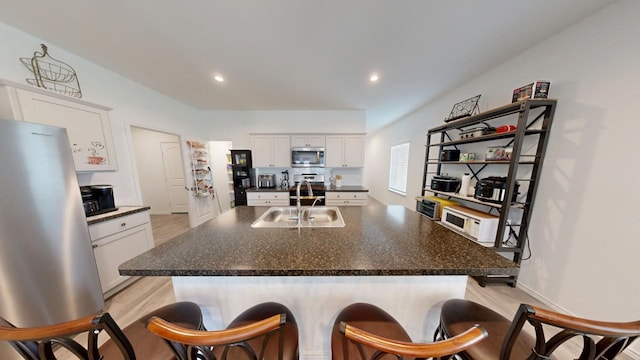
[291,147,325,168]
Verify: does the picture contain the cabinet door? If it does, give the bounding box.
[251,135,273,167]
[343,135,364,167]
[271,135,291,167]
[308,135,325,147]
[291,135,325,147]
[325,136,345,167]
[15,89,117,172]
[92,224,153,294]
[291,136,309,147]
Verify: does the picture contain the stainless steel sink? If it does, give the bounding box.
[251,206,345,228]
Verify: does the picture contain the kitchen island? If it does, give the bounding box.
[120,204,517,359]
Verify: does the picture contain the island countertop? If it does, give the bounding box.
[119,204,518,277]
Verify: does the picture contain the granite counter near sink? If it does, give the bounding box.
[119,204,516,358]
[245,185,369,192]
[119,205,515,277]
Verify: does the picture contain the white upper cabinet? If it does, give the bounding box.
[325,135,364,168]
[291,135,325,148]
[0,80,117,172]
[251,135,291,167]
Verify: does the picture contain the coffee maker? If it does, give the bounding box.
[80,185,117,216]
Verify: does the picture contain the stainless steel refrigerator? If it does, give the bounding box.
[0,119,104,359]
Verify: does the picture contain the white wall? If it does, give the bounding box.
[0,22,207,208]
[366,1,640,355]
[0,22,366,213]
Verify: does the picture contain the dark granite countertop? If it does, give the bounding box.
[87,206,150,225]
[246,185,368,192]
[246,187,290,192]
[325,185,368,192]
[119,205,517,277]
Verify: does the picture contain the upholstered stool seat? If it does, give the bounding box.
[436,299,534,360]
[437,298,640,360]
[332,302,486,360]
[0,301,203,360]
[101,301,204,359]
[147,301,299,360]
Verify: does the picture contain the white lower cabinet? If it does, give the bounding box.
[325,192,368,206]
[247,192,290,206]
[89,211,154,297]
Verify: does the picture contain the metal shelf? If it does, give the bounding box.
[420,98,557,287]
[423,188,525,209]
[425,160,536,166]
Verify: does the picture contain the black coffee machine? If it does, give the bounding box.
[80,185,117,216]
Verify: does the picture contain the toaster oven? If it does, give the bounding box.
[440,205,508,245]
[415,196,460,220]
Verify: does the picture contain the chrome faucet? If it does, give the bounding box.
[295,179,313,225]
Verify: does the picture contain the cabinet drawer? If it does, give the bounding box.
[247,192,289,206]
[325,192,368,201]
[326,199,368,206]
[325,192,368,206]
[89,211,151,241]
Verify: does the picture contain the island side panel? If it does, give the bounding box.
[172,275,467,360]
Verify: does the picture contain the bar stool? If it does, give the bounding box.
[147,301,299,360]
[436,298,640,360]
[331,302,486,360]
[0,301,203,359]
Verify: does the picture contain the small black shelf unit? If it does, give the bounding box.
[420,99,557,286]
[230,150,253,206]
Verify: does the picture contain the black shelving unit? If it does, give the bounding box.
[420,99,557,286]
[230,150,252,206]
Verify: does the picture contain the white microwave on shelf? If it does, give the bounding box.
[440,205,508,245]
[291,147,325,168]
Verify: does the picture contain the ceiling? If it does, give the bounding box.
[0,0,615,132]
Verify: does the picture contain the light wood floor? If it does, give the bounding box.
[103,213,632,359]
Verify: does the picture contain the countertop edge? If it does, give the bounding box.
[87,206,151,225]
[120,267,519,277]
[246,186,369,192]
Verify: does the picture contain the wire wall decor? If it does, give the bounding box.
[20,44,82,98]
[444,94,481,123]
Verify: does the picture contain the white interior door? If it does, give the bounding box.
[161,142,188,213]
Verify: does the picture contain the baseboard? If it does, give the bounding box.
[518,283,640,360]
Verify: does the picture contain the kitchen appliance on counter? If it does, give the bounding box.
[474,176,519,204]
[0,119,104,359]
[415,196,460,220]
[291,147,325,168]
[430,175,460,192]
[440,149,461,161]
[80,184,118,216]
[289,173,326,206]
[458,126,495,140]
[258,174,276,188]
[441,205,508,244]
[281,170,289,188]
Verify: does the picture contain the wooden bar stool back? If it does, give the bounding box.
[331,302,487,360]
[0,301,204,360]
[436,299,640,360]
[146,302,299,360]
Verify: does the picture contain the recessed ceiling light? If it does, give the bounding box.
[369,73,379,83]
[213,75,224,82]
